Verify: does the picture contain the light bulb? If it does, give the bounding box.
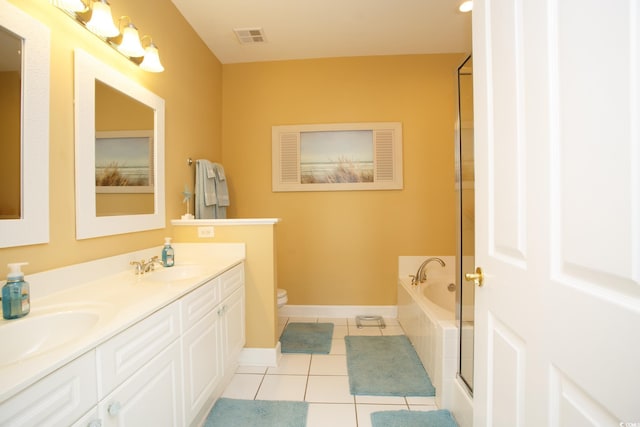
[459,1,473,13]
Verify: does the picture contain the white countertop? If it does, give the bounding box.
[0,243,245,402]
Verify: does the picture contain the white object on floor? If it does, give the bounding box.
[277,288,288,308]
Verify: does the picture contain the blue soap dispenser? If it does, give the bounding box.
[2,262,30,320]
[161,238,175,267]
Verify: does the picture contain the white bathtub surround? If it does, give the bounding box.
[397,256,460,417]
[451,377,474,427]
[0,243,245,406]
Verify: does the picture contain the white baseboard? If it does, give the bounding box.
[239,342,281,367]
[279,305,398,319]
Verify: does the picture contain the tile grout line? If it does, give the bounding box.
[252,371,267,401]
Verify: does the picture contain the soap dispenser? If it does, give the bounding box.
[161,238,175,267]
[2,262,30,320]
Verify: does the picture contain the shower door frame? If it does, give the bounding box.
[455,54,474,396]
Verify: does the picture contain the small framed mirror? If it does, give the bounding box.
[74,49,165,239]
[0,2,50,248]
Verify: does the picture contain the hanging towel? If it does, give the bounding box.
[195,160,214,219]
[213,163,230,207]
[195,159,230,219]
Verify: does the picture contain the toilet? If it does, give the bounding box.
[277,288,288,309]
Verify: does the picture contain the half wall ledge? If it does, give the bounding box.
[171,218,281,226]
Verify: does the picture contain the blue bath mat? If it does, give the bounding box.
[280,322,334,354]
[204,398,308,427]
[371,409,458,427]
[345,335,435,396]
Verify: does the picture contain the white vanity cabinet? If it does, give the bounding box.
[181,263,245,426]
[0,261,245,427]
[96,303,183,426]
[0,351,97,427]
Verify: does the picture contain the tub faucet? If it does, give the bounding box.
[411,257,446,286]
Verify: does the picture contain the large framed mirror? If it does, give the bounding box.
[0,1,50,248]
[74,49,165,239]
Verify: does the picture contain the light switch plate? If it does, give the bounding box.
[197,226,214,238]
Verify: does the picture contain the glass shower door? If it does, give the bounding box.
[456,55,475,393]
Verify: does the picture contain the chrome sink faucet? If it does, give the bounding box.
[130,256,164,275]
[410,257,446,286]
[143,256,164,273]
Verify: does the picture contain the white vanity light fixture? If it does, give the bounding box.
[458,1,473,13]
[50,0,164,72]
[85,0,119,38]
[115,17,145,57]
[139,37,164,73]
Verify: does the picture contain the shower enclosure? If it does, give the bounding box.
[455,55,474,394]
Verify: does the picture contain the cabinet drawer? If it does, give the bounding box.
[180,277,220,332]
[97,303,180,398]
[219,264,244,301]
[0,351,97,427]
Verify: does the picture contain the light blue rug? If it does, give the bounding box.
[371,409,458,427]
[345,335,435,396]
[280,322,334,354]
[204,398,308,427]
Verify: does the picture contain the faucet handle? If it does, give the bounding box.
[130,260,144,275]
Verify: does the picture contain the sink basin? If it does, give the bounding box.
[144,265,206,282]
[0,309,101,367]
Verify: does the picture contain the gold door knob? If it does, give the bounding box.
[464,267,484,287]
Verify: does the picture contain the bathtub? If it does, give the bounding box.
[397,256,458,410]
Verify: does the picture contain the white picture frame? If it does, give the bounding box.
[272,122,403,192]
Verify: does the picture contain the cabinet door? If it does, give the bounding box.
[222,287,245,371]
[0,351,97,427]
[182,306,224,425]
[97,303,180,398]
[99,341,183,427]
[71,407,100,427]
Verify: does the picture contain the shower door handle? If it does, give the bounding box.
[464,267,484,287]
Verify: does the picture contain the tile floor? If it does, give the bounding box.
[220,316,440,427]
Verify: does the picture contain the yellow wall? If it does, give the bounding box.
[0,71,21,219]
[0,0,222,274]
[222,55,465,306]
[173,224,279,348]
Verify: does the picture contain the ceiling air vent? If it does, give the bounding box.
[234,28,266,44]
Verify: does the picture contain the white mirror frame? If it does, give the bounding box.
[0,1,50,248]
[74,49,165,239]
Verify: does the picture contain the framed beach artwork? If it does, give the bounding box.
[95,130,154,193]
[272,122,403,192]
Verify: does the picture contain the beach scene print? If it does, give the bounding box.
[300,130,374,183]
[95,136,151,187]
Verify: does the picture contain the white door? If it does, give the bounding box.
[472,0,640,426]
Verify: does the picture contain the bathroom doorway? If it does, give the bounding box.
[455,55,474,394]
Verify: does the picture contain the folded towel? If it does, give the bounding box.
[215,164,226,181]
[195,160,230,218]
[205,162,216,179]
[213,163,230,207]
